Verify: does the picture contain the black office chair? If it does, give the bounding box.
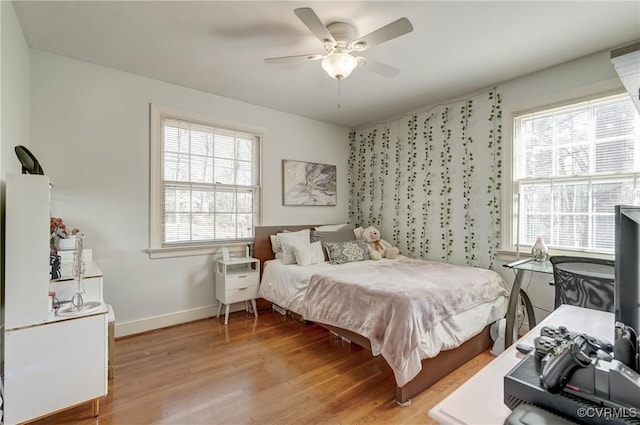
[549,256,615,312]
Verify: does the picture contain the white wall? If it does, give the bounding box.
[1,0,31,345]
[1,1,29,176]
[496,49,624,329]
[29,50,350,336]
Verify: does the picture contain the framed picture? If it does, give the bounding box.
[283,159,336,206]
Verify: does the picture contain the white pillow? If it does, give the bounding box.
[314,223,348,231]
[276,229,311,264]
[293,241,325,267]
[270,229,291,255]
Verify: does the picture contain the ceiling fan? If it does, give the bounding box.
[265,8,413,80]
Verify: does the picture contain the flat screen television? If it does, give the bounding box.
[614,205,640,370]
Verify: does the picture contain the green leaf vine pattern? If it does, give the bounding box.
[393,133,403,246]
[420,113,435,257]
[487,90,503,268]
[406,116,418,257]
[461,100,477,266]
[367,129,377,227]
[347,89,501,269]
[379,128,390,227]
[439,107,453,261]
[348,131,356,223]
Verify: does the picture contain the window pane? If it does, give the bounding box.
[214,158,236,184]
[215,214,237,239]
[554,183,588,214]
[594,100,637,139]
[236,160,253,186]
[237,138,253,160]
[593,215,615,251]
[164,213,190,242]
[159,113,260,245]
[215,191,236,213]
[521,183,551,213]
[513,93,640,253]
[237,192,253,213]
[592,180,634,213]
[520,214,551,246]
[192,213,214,240]
[555,144,589,176]
[190,128,213,156]
[554,214,588,248]
[164,152,190,182]
[527,149,553,178]
[556,108,588,145]
[189,156,213,183]
[595,139,634,173]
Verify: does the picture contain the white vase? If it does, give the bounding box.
[56,236,77,251]
[531,236,548,262]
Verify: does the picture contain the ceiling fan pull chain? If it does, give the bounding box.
[338,78,342,109]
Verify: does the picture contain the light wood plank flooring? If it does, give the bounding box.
[29,309,494,425]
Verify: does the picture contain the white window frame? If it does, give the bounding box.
[148,104,262,259]
[501,88,640,259]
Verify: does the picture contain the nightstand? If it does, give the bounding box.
[215,257,260,325]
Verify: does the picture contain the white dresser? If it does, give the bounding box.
[3,174,108,425]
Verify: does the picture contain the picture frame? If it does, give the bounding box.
[282,159,336,206]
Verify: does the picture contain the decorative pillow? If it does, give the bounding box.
[293,241,325,267]
[314,223,350,231]
[324,240,370,265]
[276,229,311,265]
[269,235,281,255]
[310,224,357,244]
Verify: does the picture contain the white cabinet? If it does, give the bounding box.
[5,174,50,329]
[3,174,108,424]
[4,311,107,425]
[215,257,259,325]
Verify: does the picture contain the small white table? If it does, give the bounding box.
[215,257,260,325]
[428,305,614,425]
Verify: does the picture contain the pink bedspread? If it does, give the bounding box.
[300,257,509,387]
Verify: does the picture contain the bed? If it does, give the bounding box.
[254,225,510,405]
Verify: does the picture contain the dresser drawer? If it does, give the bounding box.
[225,273,259,290]
[223,285,259,304]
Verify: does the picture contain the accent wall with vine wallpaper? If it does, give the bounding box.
[348,89,503,269]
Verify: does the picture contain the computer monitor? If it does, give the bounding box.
[614,205,640,343]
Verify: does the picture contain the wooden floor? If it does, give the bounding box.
[30,309,494,425]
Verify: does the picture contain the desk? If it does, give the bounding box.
[428,305,614,425]
[502,258,552,347]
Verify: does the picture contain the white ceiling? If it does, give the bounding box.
[13,1,640,128]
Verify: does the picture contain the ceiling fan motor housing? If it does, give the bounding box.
[326,22,358,52]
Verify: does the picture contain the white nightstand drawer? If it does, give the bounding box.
[224,285,259,304]
[225,273,259,290]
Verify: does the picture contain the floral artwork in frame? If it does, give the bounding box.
[283,159,337,206]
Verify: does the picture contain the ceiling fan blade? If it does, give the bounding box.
[265,53,323,64]
[294,7,335,44]
[352,18,413,51]
[357,57,401,78]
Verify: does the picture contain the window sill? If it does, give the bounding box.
[147,242,249,259]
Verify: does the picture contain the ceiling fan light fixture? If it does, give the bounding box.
[321,53,358,79]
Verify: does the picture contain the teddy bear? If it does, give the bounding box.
[355,226,399,260]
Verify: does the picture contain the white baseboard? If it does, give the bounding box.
[114,303,244,338]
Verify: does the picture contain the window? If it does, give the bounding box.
[513,93,640,254]
[149,105,261,258]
